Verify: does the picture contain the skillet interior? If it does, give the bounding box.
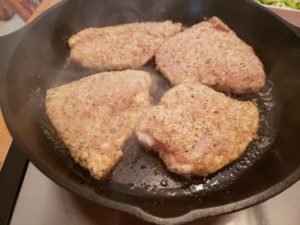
[1,0,300,224]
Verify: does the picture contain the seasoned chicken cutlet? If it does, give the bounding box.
[136,84,259,177]
[156,17,265,94]
[46,70,151,179]
[69,21,181,70]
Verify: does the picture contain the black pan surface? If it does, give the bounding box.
[1,0,300,224]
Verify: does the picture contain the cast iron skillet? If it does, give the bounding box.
[1,0,300,224]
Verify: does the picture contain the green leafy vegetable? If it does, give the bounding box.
[256,0,300,9]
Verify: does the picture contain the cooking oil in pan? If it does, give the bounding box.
[109,79,276,197]
[38,59,276,198]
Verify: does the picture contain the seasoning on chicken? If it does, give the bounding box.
[69,21,181,70]
[136,83,259,177]
[46,70,151,179]
[156,17,265,94]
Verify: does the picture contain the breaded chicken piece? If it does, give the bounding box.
[69,21,181,70]
[136,84,259,177]
[46,70,151,179]
[156,17,265,94]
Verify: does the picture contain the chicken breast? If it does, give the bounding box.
[46,70,151,179]
[69,21,181,70]
[136,84,259,177]
[156,17,265,94]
